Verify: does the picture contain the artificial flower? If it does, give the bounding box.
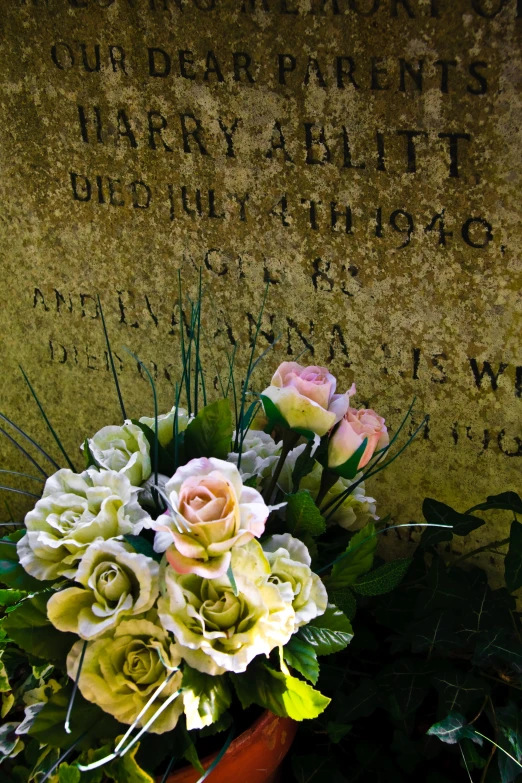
[261,362,354,436]
[227,429,281,486]
[328,408,389,471]
[87,421,151,486]
[18,468,149,580]
[152,457,269,578]
[47,539,159,639]
[158,541,295,675]
[139,406,190,448]
[67,612,182,734]
[262,533,327,626]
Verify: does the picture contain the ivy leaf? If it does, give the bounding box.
[292,755,345,783]
[2,593,76,665]
[184,399,233,461]
[298,604,353,656]
[29,683,121,748]
[420,499,483,548]
[181,665,232,730]
[170,715,204,774]
[107,741,154,783]
[283,635,319,684]
[469,491,522,515]
[377,659,430,721]
[427,713,482,745]
[337,680,379,722]
[406,610,459,655]
[231,663,330,720]
[58,763,81,783]
[285,491,326,538]
[0,532,49,592]
[352,558,412,596]
[327,523,377,590]
[505,520,522,593]
[123,535,162,564]
[497,703,522,783]
[431,669,489,716]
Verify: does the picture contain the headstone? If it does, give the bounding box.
[0,0,521,544]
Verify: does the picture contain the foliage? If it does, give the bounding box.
[288,492,522,783]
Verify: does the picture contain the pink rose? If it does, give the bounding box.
[328,408,389,472]
[261,362,355,437]
[151,458,269,578]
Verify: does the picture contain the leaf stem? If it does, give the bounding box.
[453,538,510,563]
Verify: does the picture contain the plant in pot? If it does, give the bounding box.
[0,286,426,783]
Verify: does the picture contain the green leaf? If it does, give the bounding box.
[427,713,483,745]
[352,558,412,596]
[431,669,489,716]
[0,532,49,592]
[292,755,345,783]
[198,711,233,737]
[327,523,377,590]
[0,588,28,607]
[58,763,81,783]
[283,636,319,684]
[83,439,101,470]
[468,492,522,515]
[406,610,459,655]
[497,703,522,783]
[331,437,368,480]
[2,593,76,665]
[260,395,289,429]
[107,741,154,783]
[337,680,379,722]
[123,535,162,564]
[181,665,232,730]
[170,716,204,774]
[29,683,121,748]
[184,399,233,461]
[327,721,352,743]
[420,499,484,548]
[298,604,353,656]
[291,439,316,492]
[460,738,487,771]
[329,589,356,620]
[505,520,522,593]
[377,659,430,721]
[285,491,326,538]
[231,663,330,720]
[132,421,176,476]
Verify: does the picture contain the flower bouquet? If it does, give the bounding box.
[0,287,423,783]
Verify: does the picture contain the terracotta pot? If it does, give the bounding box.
[161,711,297,783]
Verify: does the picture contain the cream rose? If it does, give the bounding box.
[262,534,327,627]
[261,362,354,437]
[67,612,183,734]
[158,542,295,675]
[139,406,190,448]
[47,539,160,639]
[227,430,281,486]
[328,408,389,473]
[87,421,151,487]
[152,458,270,578]
[18,468,150,580]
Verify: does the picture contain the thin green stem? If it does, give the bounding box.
[0,469,44,483]
[124,350,159,505]
[0,412,57,471]
[19,366,76,471]
[453,537,510,564]
[97,294,126,421]
[65,640,88,734]
[0,485,40,499]
[0,425,50,478]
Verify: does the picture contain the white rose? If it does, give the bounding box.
[18,468,150,580]
[47,539,160,639]
[227,430,281,486]
[87,421,151,486]
[262,533,327,627]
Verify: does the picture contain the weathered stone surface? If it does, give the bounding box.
[0,0,521,561]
